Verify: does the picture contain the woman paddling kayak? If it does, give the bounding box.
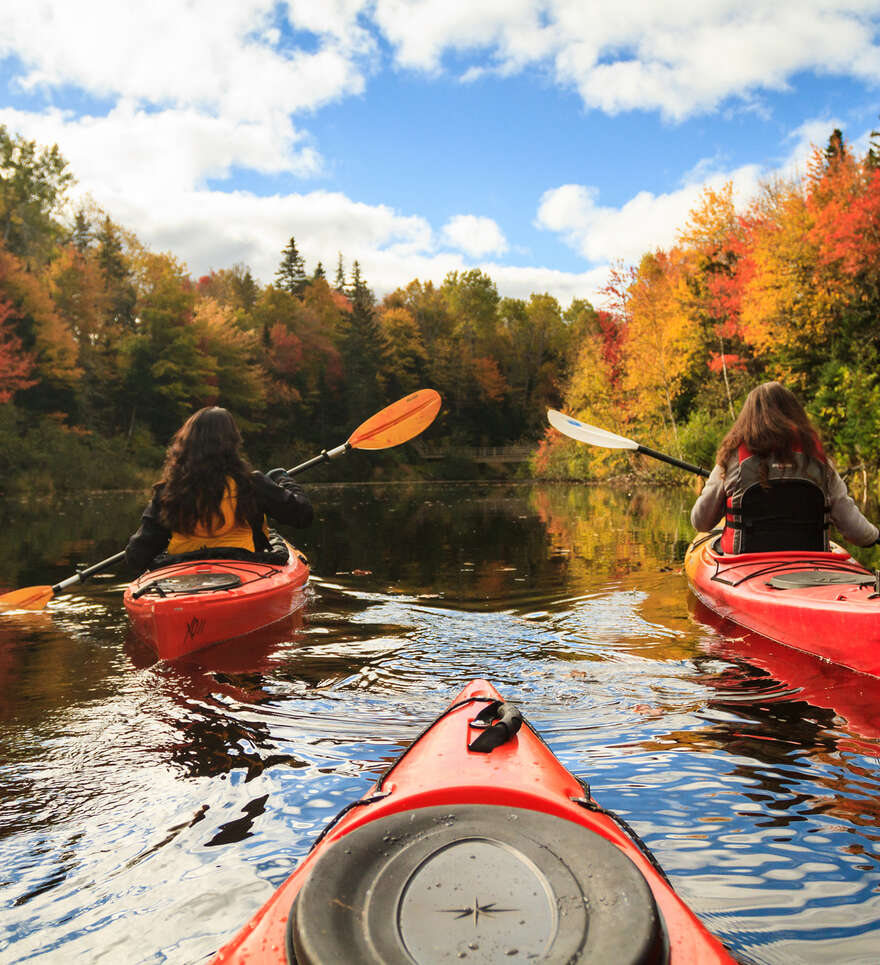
[690,381,879,554]
[125,406,314,573]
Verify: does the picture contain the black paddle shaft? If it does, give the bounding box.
[635,444,710,479]
[53,550,127,593]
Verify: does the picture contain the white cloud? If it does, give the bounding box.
[535,113,878,282]
[2,3,879,311]
[3,3,880,127]
[442,214,507,257]
[371,0,554,73]
[0,105,320,196]
[481,262,609,304]
[372,1,880,120]
[0,1,368,121]
[779,116,847,178]
[536,162,762,266]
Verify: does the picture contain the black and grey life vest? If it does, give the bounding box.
[721,445,831,554]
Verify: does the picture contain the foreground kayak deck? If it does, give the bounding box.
[213,679,733,964]
[685,533,880,677]
[124,543,309,661]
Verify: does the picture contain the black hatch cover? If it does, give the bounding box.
[287,803,667,965]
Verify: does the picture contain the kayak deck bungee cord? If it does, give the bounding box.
[686,532,880,677]
[124,541,309,660]
[212,679,734,965]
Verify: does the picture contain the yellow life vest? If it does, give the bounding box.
[167,478,267,555]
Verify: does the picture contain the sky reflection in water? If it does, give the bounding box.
[0,481,878,964]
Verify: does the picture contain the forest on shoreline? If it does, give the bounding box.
[1,124,879,502]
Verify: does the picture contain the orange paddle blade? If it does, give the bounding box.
[348,389,441,450]
[0,586,54,611]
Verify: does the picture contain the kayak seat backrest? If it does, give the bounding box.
[739,480,827,553]
[149,529,290,570]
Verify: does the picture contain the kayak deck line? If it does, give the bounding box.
[212,679,735,964]
[685,533,880,677]
[124,541,309,661]
[709,556,876,588]
[129,560,286,599]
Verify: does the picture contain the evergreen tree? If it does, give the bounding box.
[230,262,259,311]
[313,260,325,281]
[347,260,375,306]
[71,209,92,253]
[96,217,136,330]
[867,116,880,170]
[340,262,385,420]
[334,252,346,291]
[825,128,846,163]
[275,236,307,295]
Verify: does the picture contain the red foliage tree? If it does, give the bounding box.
[0,296,35,402]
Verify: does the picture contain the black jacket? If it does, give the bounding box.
[125,472,313,573]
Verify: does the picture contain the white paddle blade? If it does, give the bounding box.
[547,410,638,451]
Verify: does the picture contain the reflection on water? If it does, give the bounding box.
[1,482,879,964]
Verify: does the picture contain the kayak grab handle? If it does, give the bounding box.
[468,700,523,753]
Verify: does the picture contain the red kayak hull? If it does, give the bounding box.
[212,679,733,964]
[123,544,309,660]
[685,533,880,677]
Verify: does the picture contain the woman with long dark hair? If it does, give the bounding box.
[125,406,313,572]
[691,382,878,553]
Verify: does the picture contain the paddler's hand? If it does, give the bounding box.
[267,467,303,492]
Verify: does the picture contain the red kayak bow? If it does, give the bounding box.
[213,679,733,964]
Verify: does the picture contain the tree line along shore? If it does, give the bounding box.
[2,124,879,504]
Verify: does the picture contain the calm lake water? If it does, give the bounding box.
[1,481,879,964]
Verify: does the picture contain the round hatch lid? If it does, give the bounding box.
[767,569,874,589]
[288,803,667,965]
[147,572,241,595]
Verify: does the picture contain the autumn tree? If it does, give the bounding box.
[120,250,213,440]
[192,297,265,426]
[0,243,79,415]
[0,126,73,266]
[377,304,429,399]
[0,294,35,402]
[251,284,344,449]
[676,183,752,416]
[622,249,701,450]
[197,263,260,314]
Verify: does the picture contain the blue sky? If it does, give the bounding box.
[1,2,879,306]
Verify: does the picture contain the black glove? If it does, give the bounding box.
[267,468,302,492]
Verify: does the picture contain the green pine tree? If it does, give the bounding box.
[71,209,92,253]
[340,262,385,420]
[275,236,307,295]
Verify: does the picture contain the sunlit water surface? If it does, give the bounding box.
[1,482,879,964]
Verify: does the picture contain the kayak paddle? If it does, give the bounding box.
[547,409,710,478]
[0,551,127,611]
[0,389,443,612]
[285,388,442,476]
